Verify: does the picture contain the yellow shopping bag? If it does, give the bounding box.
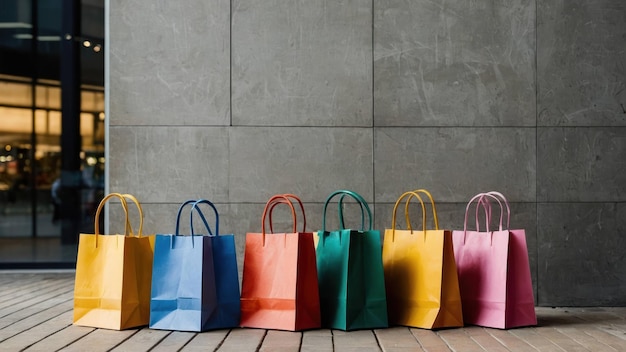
[382,189,463,329]
[73,193,155,330]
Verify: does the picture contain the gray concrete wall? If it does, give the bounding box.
[107,0,626,306]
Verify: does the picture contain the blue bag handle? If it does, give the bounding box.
[190,199,219,237]
[322,190,372,232]
[173,199,219,248]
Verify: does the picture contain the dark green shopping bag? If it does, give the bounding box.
[315,190,388,330]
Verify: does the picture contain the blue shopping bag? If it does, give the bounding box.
[149,199,240,331]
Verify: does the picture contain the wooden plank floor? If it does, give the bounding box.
[1,272,626,351]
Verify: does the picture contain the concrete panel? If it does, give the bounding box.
[537,128,626,202]
[108,126,229,203]
[374,127,536,203]
[229,127,373,202]
[375,201,538,301]
[232,0,372,126]
[109,0,230,126]
[537,203,626,306]
[374,0,536,127]
[538,1,626,126]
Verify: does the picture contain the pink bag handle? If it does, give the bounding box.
[484,191,511,229]
[463,193,505,232]
[473,194,503,231]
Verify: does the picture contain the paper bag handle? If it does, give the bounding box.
[403,189,440,232]
[261,195,306,246]
[94,193,144,247]
[337,193,365,231]
[190,199,219,237]
[322,190,372,232]
[463,192,505,232]
[94,193,130,237]
[266,194,306,234]
[483,191,511,229]
[390,191,425,241]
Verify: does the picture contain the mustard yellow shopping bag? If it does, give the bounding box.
[73,193,155,330]
[382,189,463,329]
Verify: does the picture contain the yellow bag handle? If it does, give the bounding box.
[120,193,145,237]
[404,189,439,231]
[390,191,426,241]
[94,193,145,245]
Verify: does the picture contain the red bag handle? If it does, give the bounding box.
[261,195,306,245]
[266,194,306,234]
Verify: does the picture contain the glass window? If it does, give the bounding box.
[0,0,104,268]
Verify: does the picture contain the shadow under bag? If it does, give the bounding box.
[149,199,240,331]
[73,193,155,330]
[382,189,463,329]
[452,192,537,329]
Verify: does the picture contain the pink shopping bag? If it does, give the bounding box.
[452,191,536,329]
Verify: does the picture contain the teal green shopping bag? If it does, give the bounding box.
[315,190,388,330]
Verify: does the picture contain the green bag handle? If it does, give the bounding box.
[336,193,365,231]
[322,190,372,232]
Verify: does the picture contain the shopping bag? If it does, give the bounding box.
[149,199,240,331]
[73,193,155,330]
[383,189,463,329]
[316,190,388,330]
[240,194,321,331]
[452,191,537,329]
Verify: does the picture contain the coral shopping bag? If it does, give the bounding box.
[240,194,321,331]
[73,193,155,330]
[452,191,537,329]
[149,199,240,331]
[316,190,388,330]
[383,189,463,329]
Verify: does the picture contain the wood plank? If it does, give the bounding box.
[0,276,69,304]
[301,329,334,352]
[0,292,72,342]
[0,310,73,350]
[463,327,509,352]
[509,327,566,351]
[109,328,171,352]
[582,327,626,351]
[555,325,620,351]
[180,330,229,351]
[332,329,381,352]
[213,328,266,352]
[436,328,486,352]
[150,331,196,352]
[410,329,452,352]
[259,330,301,352]
[374,326,424,352]
[533,326,590,351]
[23,325,95,352]
[59,328,138,352]
[486,328,539,352]
[0,283,73,319]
